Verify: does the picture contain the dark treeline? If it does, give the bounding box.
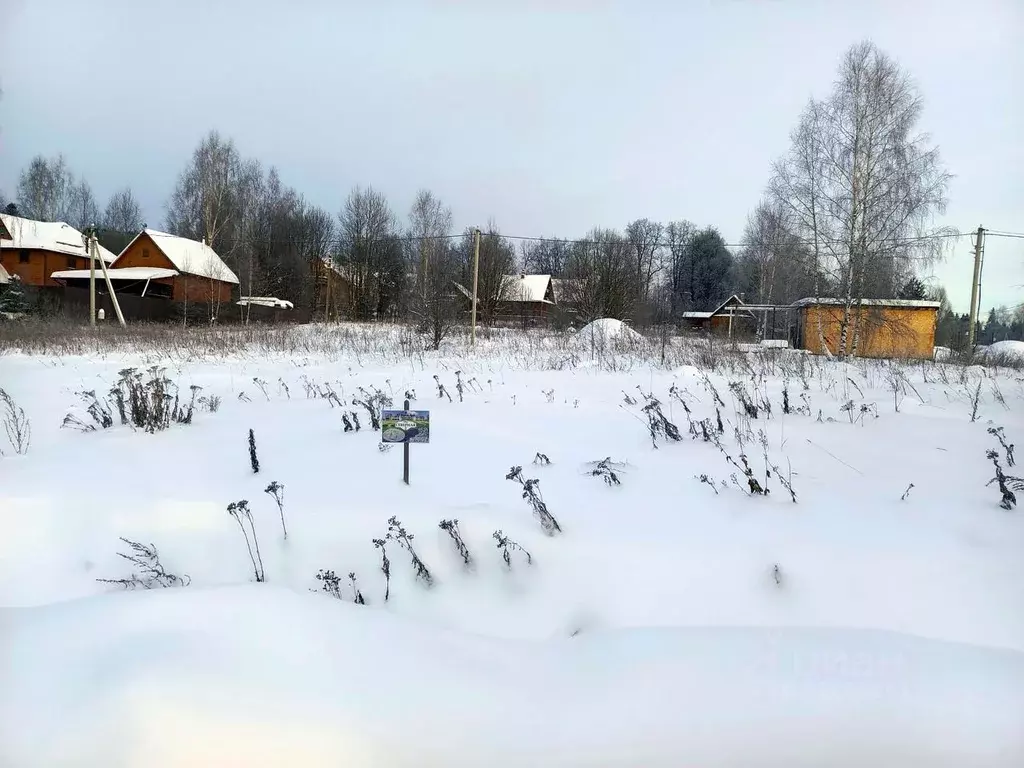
[3,40,982,348]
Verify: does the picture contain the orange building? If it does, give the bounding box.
[0,213,117,287]
[793,298,940,359]
[52,229,239,306]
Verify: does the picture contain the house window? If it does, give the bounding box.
[68,257,77,269]
[19,250,30,263]
[142,248,150,258]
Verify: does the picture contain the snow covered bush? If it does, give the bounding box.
[506,465,562,535]
[248,429,260,473]
[387,516,434,587]
[227,500,265,582]
[372,537,391,601]
[439,519,473,569]
[110,367,199,432]
[986,450,1023,511]
[493,530,532,569]
[96,537,190,590]
[264,481,287,539]
[588,457,623,486]
[0,387,30,455]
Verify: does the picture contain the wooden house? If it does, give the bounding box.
[52,229,239,307]
[792,298,940,359]
[495,274,556,324]
[681,295,756,337]
[0,213,116,288]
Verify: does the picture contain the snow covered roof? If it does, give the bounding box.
[0,262,9,284]
[500,274,553,303]
[117,229,240,285]
[0,213,117,263]
[51,267,178,282]
[682,295,752,319]
[792,297,940,309]
[238,296,294,309]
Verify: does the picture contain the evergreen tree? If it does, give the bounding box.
[0,275,29,314]
[897,276,927,300]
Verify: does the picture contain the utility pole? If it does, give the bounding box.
[87,227,96,327]
[967,225,986,349]
[93,232,126,327]
[470,227,481,345]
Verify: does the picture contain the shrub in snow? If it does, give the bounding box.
[227,500,265,582]
[433,374,452,402]
[729,380,759,419]
[986,450,1023,511]
[315,568,342,599]
[248,429,260,474]
[901,483,915,501]
[108,367,199,432]
[62,389,113,432]
[493,530,532,569]
[253,377,270,401]
[354,386,392,430]
[988,426,1015,467]
[439,519,473,569]
[638,389,681,449]
[263,481,287,539]
[967,380,983,423]
[455,371,465,402]
[372,537,391,601]
[697,474,720,495]
[198,394,222,413]
[0,387,30,455]
[96,537,190,590]
[278,378,290,399]
[588,457,623,486]
[387,516,434,587]
[238,390,252,403]
[772,564,783,587]
[533,452,552,465]
[348,572,366,604]
[506,466,562,535]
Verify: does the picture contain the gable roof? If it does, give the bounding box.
[682,294,753,319]
[118,229,239,284]
[500,274,553,303]
[0,213,117,263]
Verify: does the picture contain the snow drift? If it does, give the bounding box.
[3,586,1023,768]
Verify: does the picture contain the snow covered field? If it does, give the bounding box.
[1,323,1023,767]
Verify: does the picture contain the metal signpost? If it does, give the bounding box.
[381,399,430,485]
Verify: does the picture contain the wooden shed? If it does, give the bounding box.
[0,213,117,288]
[793,298,940,359]
[681,295,757,337]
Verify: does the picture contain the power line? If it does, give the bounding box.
[986,230,1024,240]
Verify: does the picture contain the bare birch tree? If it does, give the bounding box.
[769,41,952,357]
[625,218,664,319]
[407,189,453,330]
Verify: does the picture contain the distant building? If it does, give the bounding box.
[792,298,940,359]
[0,213,116,288]
[680,295,756,337]
[52,229,239,307]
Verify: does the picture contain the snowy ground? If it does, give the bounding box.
[1,324,1023,766]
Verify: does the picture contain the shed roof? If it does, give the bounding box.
[51,266,179,282]
[117,229,240,284]
[792,297,940,309]
[500,274,553,303]
[0,213,117,263]
[238,296,294,309]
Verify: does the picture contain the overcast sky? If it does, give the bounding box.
[1,0,1021,314]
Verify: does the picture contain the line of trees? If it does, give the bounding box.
[3,40,960,348]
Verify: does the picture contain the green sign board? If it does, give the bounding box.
[381,409,430,444]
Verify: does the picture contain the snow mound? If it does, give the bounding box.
[977,340,1024,364]
[572,318,645,349]
[3,586,1024,768]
